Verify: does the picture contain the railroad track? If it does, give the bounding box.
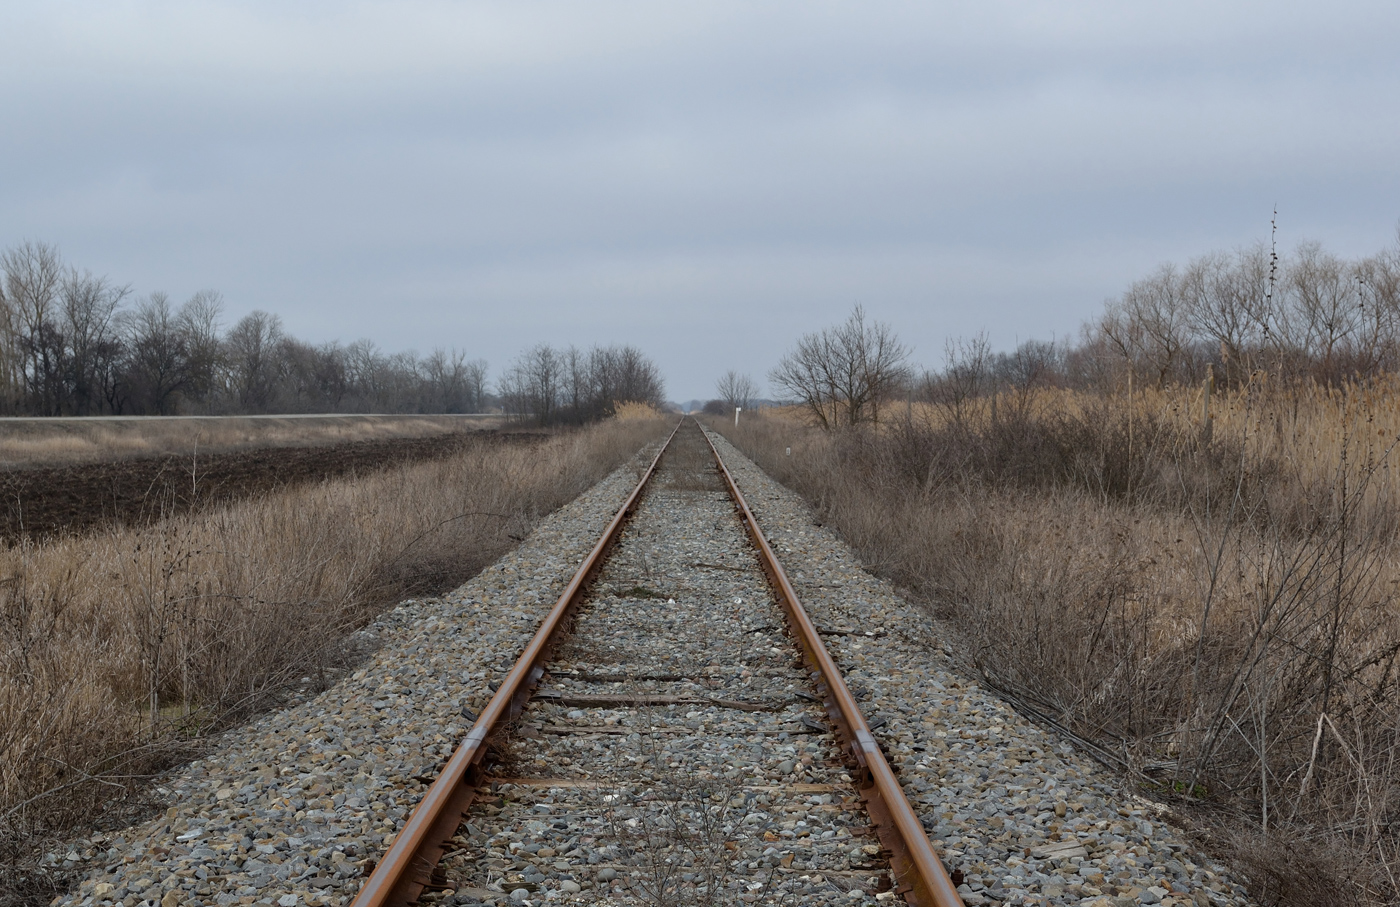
[352,419,963,907]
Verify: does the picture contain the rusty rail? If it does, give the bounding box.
[699,421,965,907]
[351,418,683,907]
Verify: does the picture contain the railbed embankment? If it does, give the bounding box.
[48,427,1254,907]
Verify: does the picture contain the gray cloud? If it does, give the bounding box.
[2,1,1398,400]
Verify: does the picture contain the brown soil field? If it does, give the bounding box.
[0,430,546,544]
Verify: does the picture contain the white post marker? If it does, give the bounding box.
[735,406,742,427]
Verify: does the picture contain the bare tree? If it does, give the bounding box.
[500,343,662,425]
[224,310,285,413]
[312,342,350,410]
[58,268,129,414]
[769,304,910,428]
[122,293,194,414]
[1352,247,1400,375]
[1,241,64,413]
[1184,245,1278,382]
[423,347,472,412]
[382,349,424,411]
[602,344,664,409]
[342,338,384,410]
[715,370,758,412]
[989,338,1063,420]
[1277,242,1361,381]
[500,342,562,426]
[1100,263,1194,388]
[175,290,225,409]
[0,265,14,410]
[562,345,589,419]
[463,358,489,412]
[582,344,665,420]
[275,337,349,412]
[922,333,991,426]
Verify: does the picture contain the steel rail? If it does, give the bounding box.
[700,421,965,907]
[351,418,684,907]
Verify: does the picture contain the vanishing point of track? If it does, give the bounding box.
[351,419,964,907]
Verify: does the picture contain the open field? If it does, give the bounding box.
[0,430,540,544]
[0,413,501,469]
[0,412,670,904]
[715,381,1400,907]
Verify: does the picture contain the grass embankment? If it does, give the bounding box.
[716,382,1400,907]
[0,413,670,901]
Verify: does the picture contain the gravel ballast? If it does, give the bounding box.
[51,420,1256,907]
[437,420,899,905]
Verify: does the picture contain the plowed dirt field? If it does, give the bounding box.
[0,430,545,544]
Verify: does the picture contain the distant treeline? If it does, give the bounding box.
[0,242,664,421]
[734,233,1400,429]
[498,342,665,426]
[925,234,1400,403]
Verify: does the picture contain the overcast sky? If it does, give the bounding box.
[3,2,1398,401]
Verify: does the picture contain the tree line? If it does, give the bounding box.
[0,241,665,420]
[937,232,1400,401]
[498,342,665,426]
[1087,233,1400,389]
[753,230,1400,428]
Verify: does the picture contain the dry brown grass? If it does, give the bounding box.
[714,384,1400,907]
[900,374,1400,508]
[0,413,501,469]
[611,401,669,422]
[0,415,669,887]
